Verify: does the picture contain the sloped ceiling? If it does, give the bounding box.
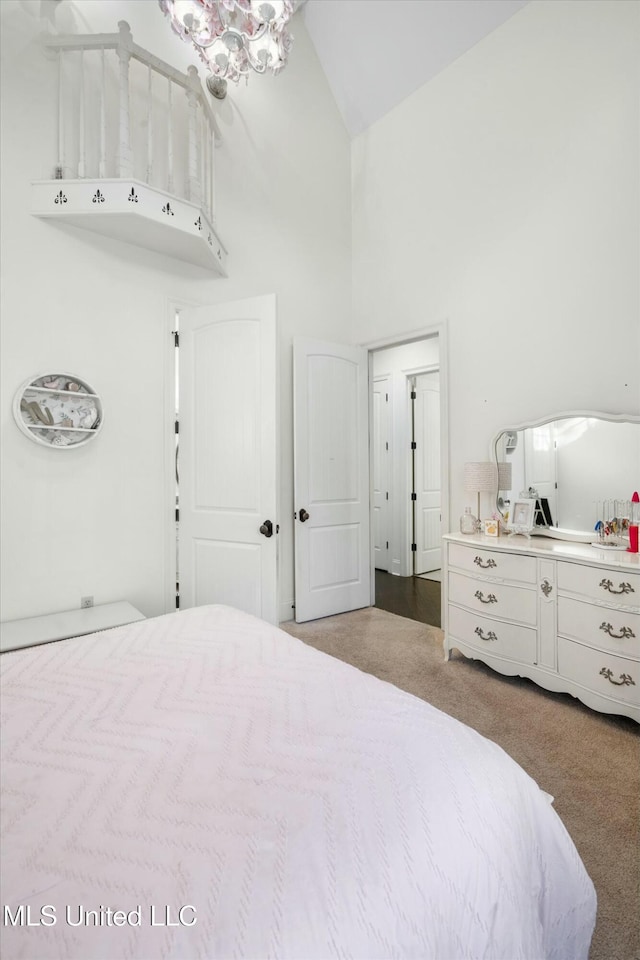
[301,0,530,137]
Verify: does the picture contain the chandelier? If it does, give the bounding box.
[159,0,294,96]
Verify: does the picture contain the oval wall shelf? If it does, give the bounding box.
[14,373,103,448]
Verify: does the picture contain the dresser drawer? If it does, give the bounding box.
[448,543,536,584]
[449,604,536,664]
[557,561,639,611]
[558,596,640,659]
[557,637,640,708]
[448,570,537,625]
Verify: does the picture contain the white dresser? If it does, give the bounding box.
[443,533,640,722]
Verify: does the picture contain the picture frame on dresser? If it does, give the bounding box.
[508,498,535,535]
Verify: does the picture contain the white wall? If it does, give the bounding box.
[3,0,638,624]
[352,0,640,525]
[0,0,351,621]
[372,338,439,574]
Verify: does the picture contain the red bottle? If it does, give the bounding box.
[628,491,639,553]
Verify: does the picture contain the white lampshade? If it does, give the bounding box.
[464,462,512,521]
[464,462,498,492]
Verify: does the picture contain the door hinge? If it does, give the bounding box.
[175,420,179,434]
[410,390,416,399]
[385,441,389,451]
[385,492,389,500]
[386,541,389,549]
[411,492,417,501]
[411,441,417,450]
[173,330,179,348]
[385,393,389,402]
[175,507,179,522]
[411,543,417,552]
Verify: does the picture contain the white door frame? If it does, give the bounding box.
[411,368,442,575]
[372,374,392,572]
[163,296,200,614]
[402,362,439,577]
[364,322,449,604]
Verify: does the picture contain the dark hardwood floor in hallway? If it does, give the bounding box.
[374,570,442,628]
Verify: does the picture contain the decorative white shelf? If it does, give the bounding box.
[14,373,103,448]
[31,179,227,276]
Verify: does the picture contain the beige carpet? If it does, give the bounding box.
[281,607,640,960]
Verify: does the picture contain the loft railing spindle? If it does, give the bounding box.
[209,117,216,223]
[166,78,174,194]
[99,48,106,178]
[200,104,207,213]
[206,116,213,221]
[116,21,133,178]
[56,50,64,178]
[186,65,201,205]
[146,64,154,184]
[77,48,85,177]
[202,110,209,217]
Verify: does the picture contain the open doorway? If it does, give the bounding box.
[369,333,445,628]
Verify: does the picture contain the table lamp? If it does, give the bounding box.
[464,462,512,526]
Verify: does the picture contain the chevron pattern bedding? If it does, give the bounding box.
[1,604,596,960]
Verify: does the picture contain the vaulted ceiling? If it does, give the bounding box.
[300,0,530,137]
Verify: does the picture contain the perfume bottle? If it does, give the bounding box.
[460,507,478,535]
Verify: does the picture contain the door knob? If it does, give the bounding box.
[299,509,309,522]
[259,520,273,538]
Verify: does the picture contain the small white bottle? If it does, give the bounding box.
[460,507,478,535]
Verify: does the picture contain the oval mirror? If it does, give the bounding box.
[492,411,640,541]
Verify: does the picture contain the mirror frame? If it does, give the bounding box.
[491,409,640,541]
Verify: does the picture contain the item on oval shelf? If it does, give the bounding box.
[21,399,53,426]
[38,395,98,429]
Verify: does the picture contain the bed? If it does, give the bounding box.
[1,604,596,960]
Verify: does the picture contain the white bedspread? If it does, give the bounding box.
[1,605,596,959]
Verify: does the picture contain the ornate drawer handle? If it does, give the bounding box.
[599,578,635,596]
[474,590,498,604]
[599,667,635,687]
[540,579,553,597]
[599,622,636,640]
[474,626,497,642]
[474,556,497,569]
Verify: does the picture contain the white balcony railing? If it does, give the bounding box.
[42,20,221,225]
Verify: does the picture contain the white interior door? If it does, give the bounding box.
[179,295,278,624]
[373,376,391,571]
[414,371,441,574]
[523,423,558,525]
[294,338,370,623]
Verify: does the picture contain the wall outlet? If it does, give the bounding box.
[80,596,94,609]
